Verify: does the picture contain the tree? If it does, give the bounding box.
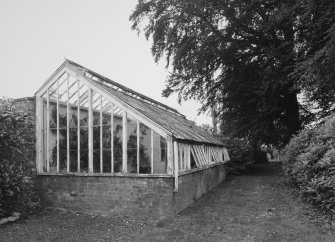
[130,0,335,147]
[293,0,335,119]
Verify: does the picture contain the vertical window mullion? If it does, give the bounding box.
[77,80,80,172]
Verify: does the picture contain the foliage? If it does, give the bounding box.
[293,0,335,119]
[0,98,38,218]
[282,116,335,213]
[222,137,254,175]
[130,0,335,147]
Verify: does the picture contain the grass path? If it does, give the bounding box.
[1,163,334,241]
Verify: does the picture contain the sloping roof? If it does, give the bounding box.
[65,60,224,146]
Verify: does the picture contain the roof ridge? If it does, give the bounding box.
[65,59,184,117]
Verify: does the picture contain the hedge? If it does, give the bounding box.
[0,99,38,219]
[282,115,335,213]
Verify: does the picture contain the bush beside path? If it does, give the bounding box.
[1,163,334,241]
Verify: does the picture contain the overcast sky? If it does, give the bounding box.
[0,0,211,125]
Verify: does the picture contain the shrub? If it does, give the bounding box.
[0,98,38,219]
[282,116,335,213]
[223,137,254,175]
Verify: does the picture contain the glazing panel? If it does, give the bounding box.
[127,115,137,173]
[139,123,151,174]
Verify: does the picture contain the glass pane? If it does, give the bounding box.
[69,128,78,151]
[70,150,78,172]
[80,127,89,173]
[93,126,100,150]
[69,106,78,128]
[80,149,89,173]
[153,132,166,174]
[58,127,67,173]
[49,102,57,128]
[103,125,111,149]
[49,127,57,172]
[139,123,151,174]
[191,152,197,168]
[42,129,47,172]
[69,127,78,172]
[58,104,67,129]
[103,150,111,173]
[102,110,111,126]
[80,109,88,127]
[160,136,167,163]
[127,115,137,174]
[93,150,101,173]
[113,114,122,173]
[59,150,67,173]
[93,110,100,126]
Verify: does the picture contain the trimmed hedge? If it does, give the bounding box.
[282,116,335,213]
[0,99,38,219]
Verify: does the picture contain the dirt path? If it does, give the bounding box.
[1,163,335,241]
[138,163,335,242]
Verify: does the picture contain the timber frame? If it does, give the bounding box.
[35,60,230,191]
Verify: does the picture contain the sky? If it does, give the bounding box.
[0,0,211,125]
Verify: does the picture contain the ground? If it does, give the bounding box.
[1,163,335,241]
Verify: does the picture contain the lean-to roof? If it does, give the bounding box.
[64,60,224,146]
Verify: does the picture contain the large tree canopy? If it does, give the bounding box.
[130,0,335,147]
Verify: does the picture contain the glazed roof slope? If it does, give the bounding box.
[66,60,224,146]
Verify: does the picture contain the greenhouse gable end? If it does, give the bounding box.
[33,60,230,218]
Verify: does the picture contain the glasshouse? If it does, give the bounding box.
[35,60,230,218]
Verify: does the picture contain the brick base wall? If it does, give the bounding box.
[173,164,226,214]
[37,164,226,218]
[38,175,174,218]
